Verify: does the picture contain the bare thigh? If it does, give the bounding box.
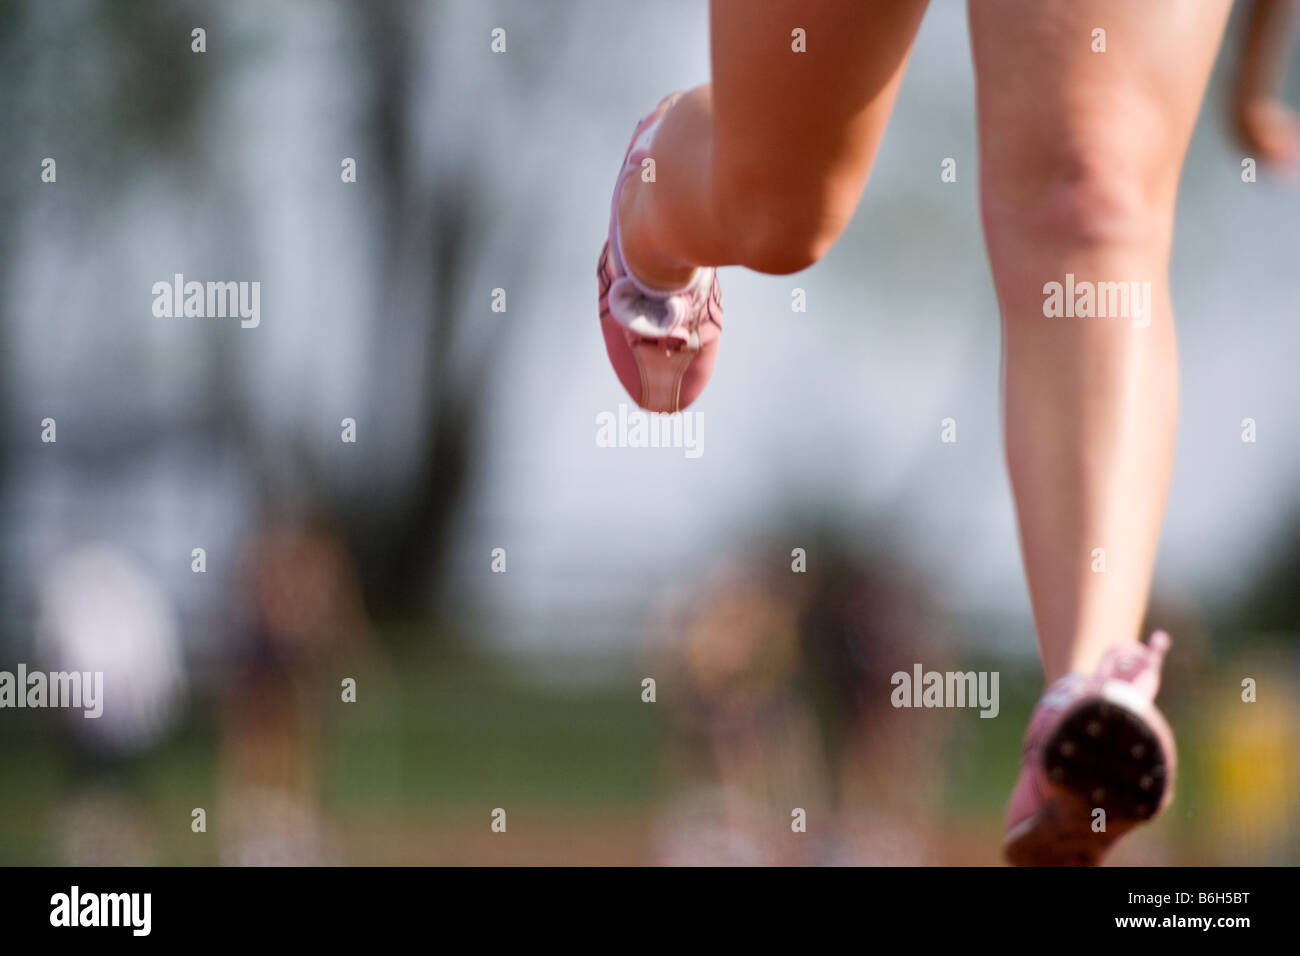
[968,0,1232,250]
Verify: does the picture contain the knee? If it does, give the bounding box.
[980,137,1176,260]
[714,164,851,275]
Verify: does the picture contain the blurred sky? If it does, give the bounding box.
[3,0,1299,666]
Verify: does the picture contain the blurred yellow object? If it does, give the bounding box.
[1206,665,1299,861]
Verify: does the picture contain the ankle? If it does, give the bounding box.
[617,178,698,291]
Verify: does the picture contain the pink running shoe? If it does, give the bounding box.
[1003,631,1177,866]
[598,93,722,413]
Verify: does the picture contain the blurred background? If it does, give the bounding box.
[1,0,1297,865]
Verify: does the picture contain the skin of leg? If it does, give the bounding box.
[618,0,930,287]
[969,0,1232,683]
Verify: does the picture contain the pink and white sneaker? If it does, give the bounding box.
[598,93,722,413]
[1003,631,1177,866]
